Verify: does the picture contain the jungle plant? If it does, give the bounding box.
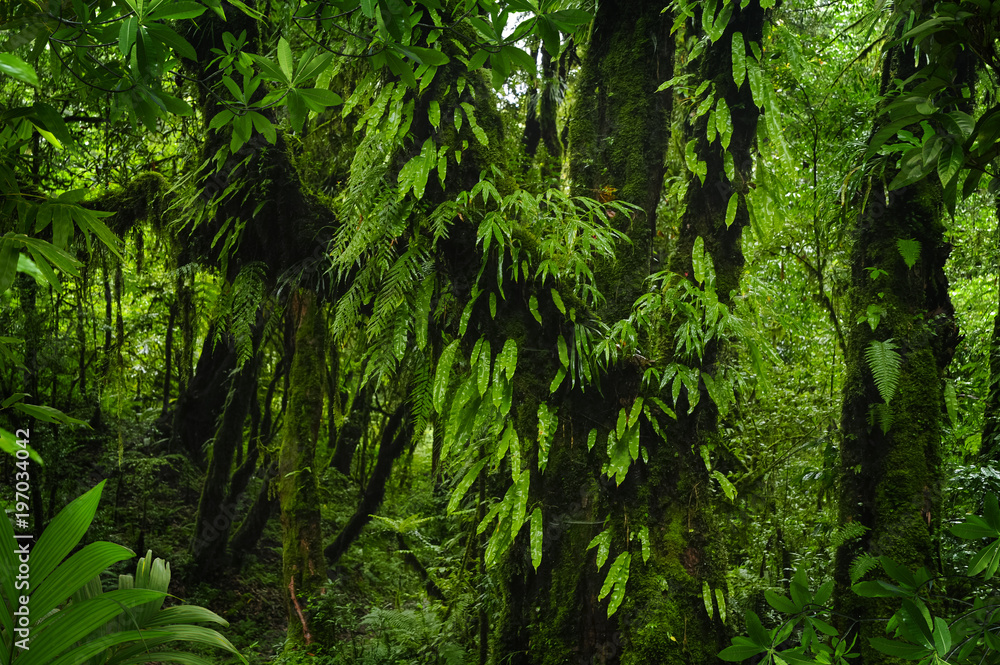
[720,494,1000,665]
[0,480,245,664]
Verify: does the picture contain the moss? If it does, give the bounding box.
[278,290,327,649]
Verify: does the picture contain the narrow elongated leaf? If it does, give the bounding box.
[0,236,18,294]
[530,508,543,571]
[447,459,488,514]
[0,53,39,87]
[731,32,746,88]
[433,340,460,413]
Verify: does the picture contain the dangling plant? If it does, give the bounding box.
[0,481,246,665]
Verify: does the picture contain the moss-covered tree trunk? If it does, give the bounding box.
[190,341,258,573]
[490,2,679,662]
[279,289,327,649]
[618,3,762,663]
[833,42,960,665]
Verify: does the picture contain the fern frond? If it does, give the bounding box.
[850,553,880,584]
[830,521,869,548]
[896,238,921,269]
[865,338,901,404]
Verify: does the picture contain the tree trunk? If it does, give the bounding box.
[834,41,960,665]
[190,332,259,572]
[279,289,327,650]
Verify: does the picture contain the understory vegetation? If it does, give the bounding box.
[4,0,1000,664]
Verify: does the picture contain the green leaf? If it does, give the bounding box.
[447,459,487,514]
[638,526,650,563]
[937,140,963,188]
[731,32,746,88]
[277,37,294,81]
[692,236,707,284]
[530,508,543,571]
[746,610,769,647]
[598,551,630,614]
[725,192,738,228]
[712,470,736,501]
[896,238,921,269]
[557,335,569,368]
[0,53,39,87]
[720,642,766,661]
[298,88,343,108]
[716,98,732,148]
[529,295,542,324]
[249,112,276,144]
[551,288,566,315]
[865,338,902,404]
[702,581,715,619]
[433,340,460,413]
[943,380,958,425]
[147,1,206,19]
[0,237,18,294]
[587,528,611,570]
[869,637,931,660]
[477,339,492,396]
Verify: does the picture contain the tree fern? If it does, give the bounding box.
[865,338,902,404]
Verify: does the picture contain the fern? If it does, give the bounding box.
[896,237,921,269]
[850,553,880,584]
[865,338,902,404]
[830,521,869,548]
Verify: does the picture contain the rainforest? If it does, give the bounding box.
[3,0,1000,664]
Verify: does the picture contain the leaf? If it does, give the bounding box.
[716,98,732,148]
[702,581,715,619]
[942,380,958,425]
[0,236,18,294]
[692,236,707,284]
[598,551,630,616]
[725,192,738,228]
[277,37,294,81]
[712,470,737,501]
[865,338,902,405]
[433,340,460,413]
[587,528,611,570]
[147,1,206,19]
[731,32,746,88]
[720,642,766,661]
[896,238,921,269]
[0,53,39,87]
[745,610,769,647]
[869,637,931,660]
[638,526,650,563]
[477,339,492,396]
[530,508,543,571]
[298,88,343,108]
[765,589,798,614]
[937,140,963,188]
[447,459,487,514]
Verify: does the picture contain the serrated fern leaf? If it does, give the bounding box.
[830,521,870,548]
[896,238,921,269]
[865,338,901,404]
[850,553,880,584]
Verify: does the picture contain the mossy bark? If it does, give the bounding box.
[619,4,763,664]
[489,1,687,662]
[834,44,960,664]
[279,289,327,649]
[190,344,258,573]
